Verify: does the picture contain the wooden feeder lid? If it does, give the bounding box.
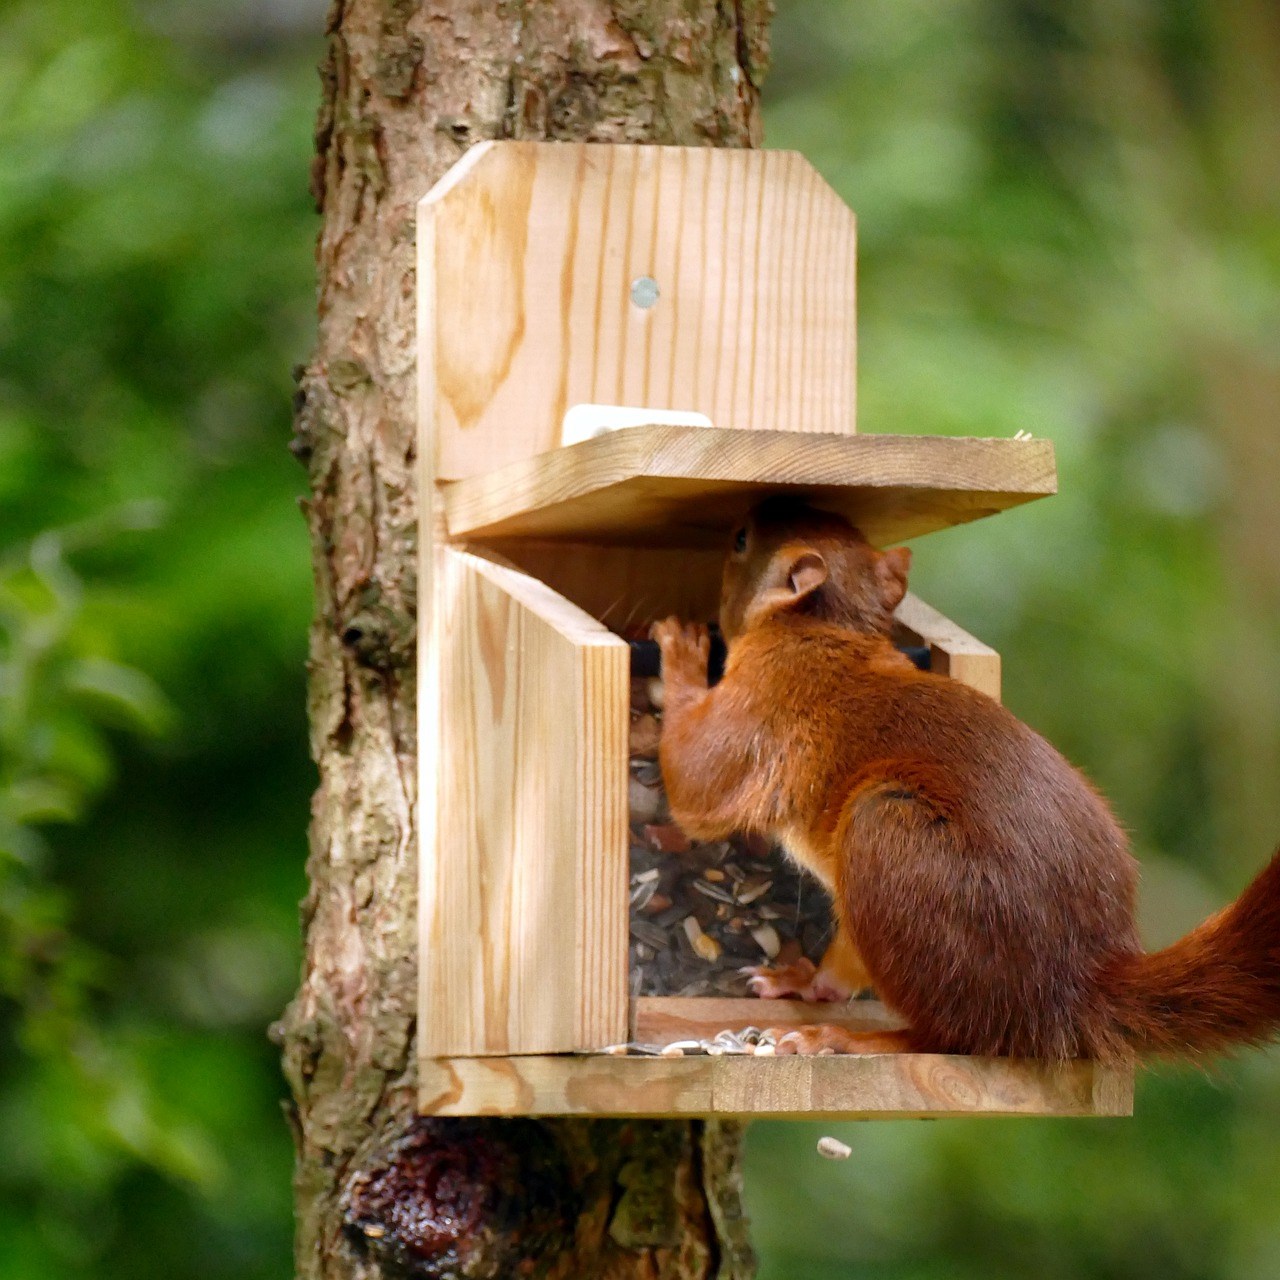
[440,422,1056,547]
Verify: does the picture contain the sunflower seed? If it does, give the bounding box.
[692,880,736,905]
[630,878,658,910]
[751,924,781,958]
[735,878,773,905]
[630,919,668,949]
[628,776,663,823]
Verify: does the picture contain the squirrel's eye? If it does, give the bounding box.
[733,526,747,553]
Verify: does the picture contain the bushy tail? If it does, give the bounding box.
[1099,847,1280,1059]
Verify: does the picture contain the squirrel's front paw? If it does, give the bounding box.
[650,617,710,685]
[743,958,843,1002]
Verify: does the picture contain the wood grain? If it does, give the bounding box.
[418,142,859,480]
[632,996,906,1045]
[418,548,629,1056]
[440,426,1057,548]
[895,591,1003,701]
[418,1052,1134,1119]
[489,540,727,629]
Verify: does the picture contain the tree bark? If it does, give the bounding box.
[280,4,771,1277]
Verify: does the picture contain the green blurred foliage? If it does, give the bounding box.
[1,0,1278,1277]
[0,0,318,1275]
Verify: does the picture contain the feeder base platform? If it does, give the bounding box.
[419,1048,1133,1120]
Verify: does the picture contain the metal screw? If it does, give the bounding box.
[630,275,660,309]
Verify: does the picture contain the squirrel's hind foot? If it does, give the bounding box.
[769,1026,915,1055]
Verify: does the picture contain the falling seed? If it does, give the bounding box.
[817,1136,853,1161]
[646,677,665,710]
[362,1224,387,1239]
[751,924,781,958]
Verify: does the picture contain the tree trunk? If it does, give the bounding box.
[280,4,772,1277]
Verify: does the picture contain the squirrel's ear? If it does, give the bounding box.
[787,550,828,602]
[876,546,912,611]
[743,547,828,629]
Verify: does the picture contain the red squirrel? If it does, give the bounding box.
[652,498,1280,1062]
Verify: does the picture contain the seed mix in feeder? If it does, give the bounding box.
[627,668,836,1002]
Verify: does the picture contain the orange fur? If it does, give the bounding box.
[653,499,1280,1064]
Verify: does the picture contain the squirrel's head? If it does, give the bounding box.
[719,498,912,644]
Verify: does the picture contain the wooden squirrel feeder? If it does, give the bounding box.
[416,141,1133,1119]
